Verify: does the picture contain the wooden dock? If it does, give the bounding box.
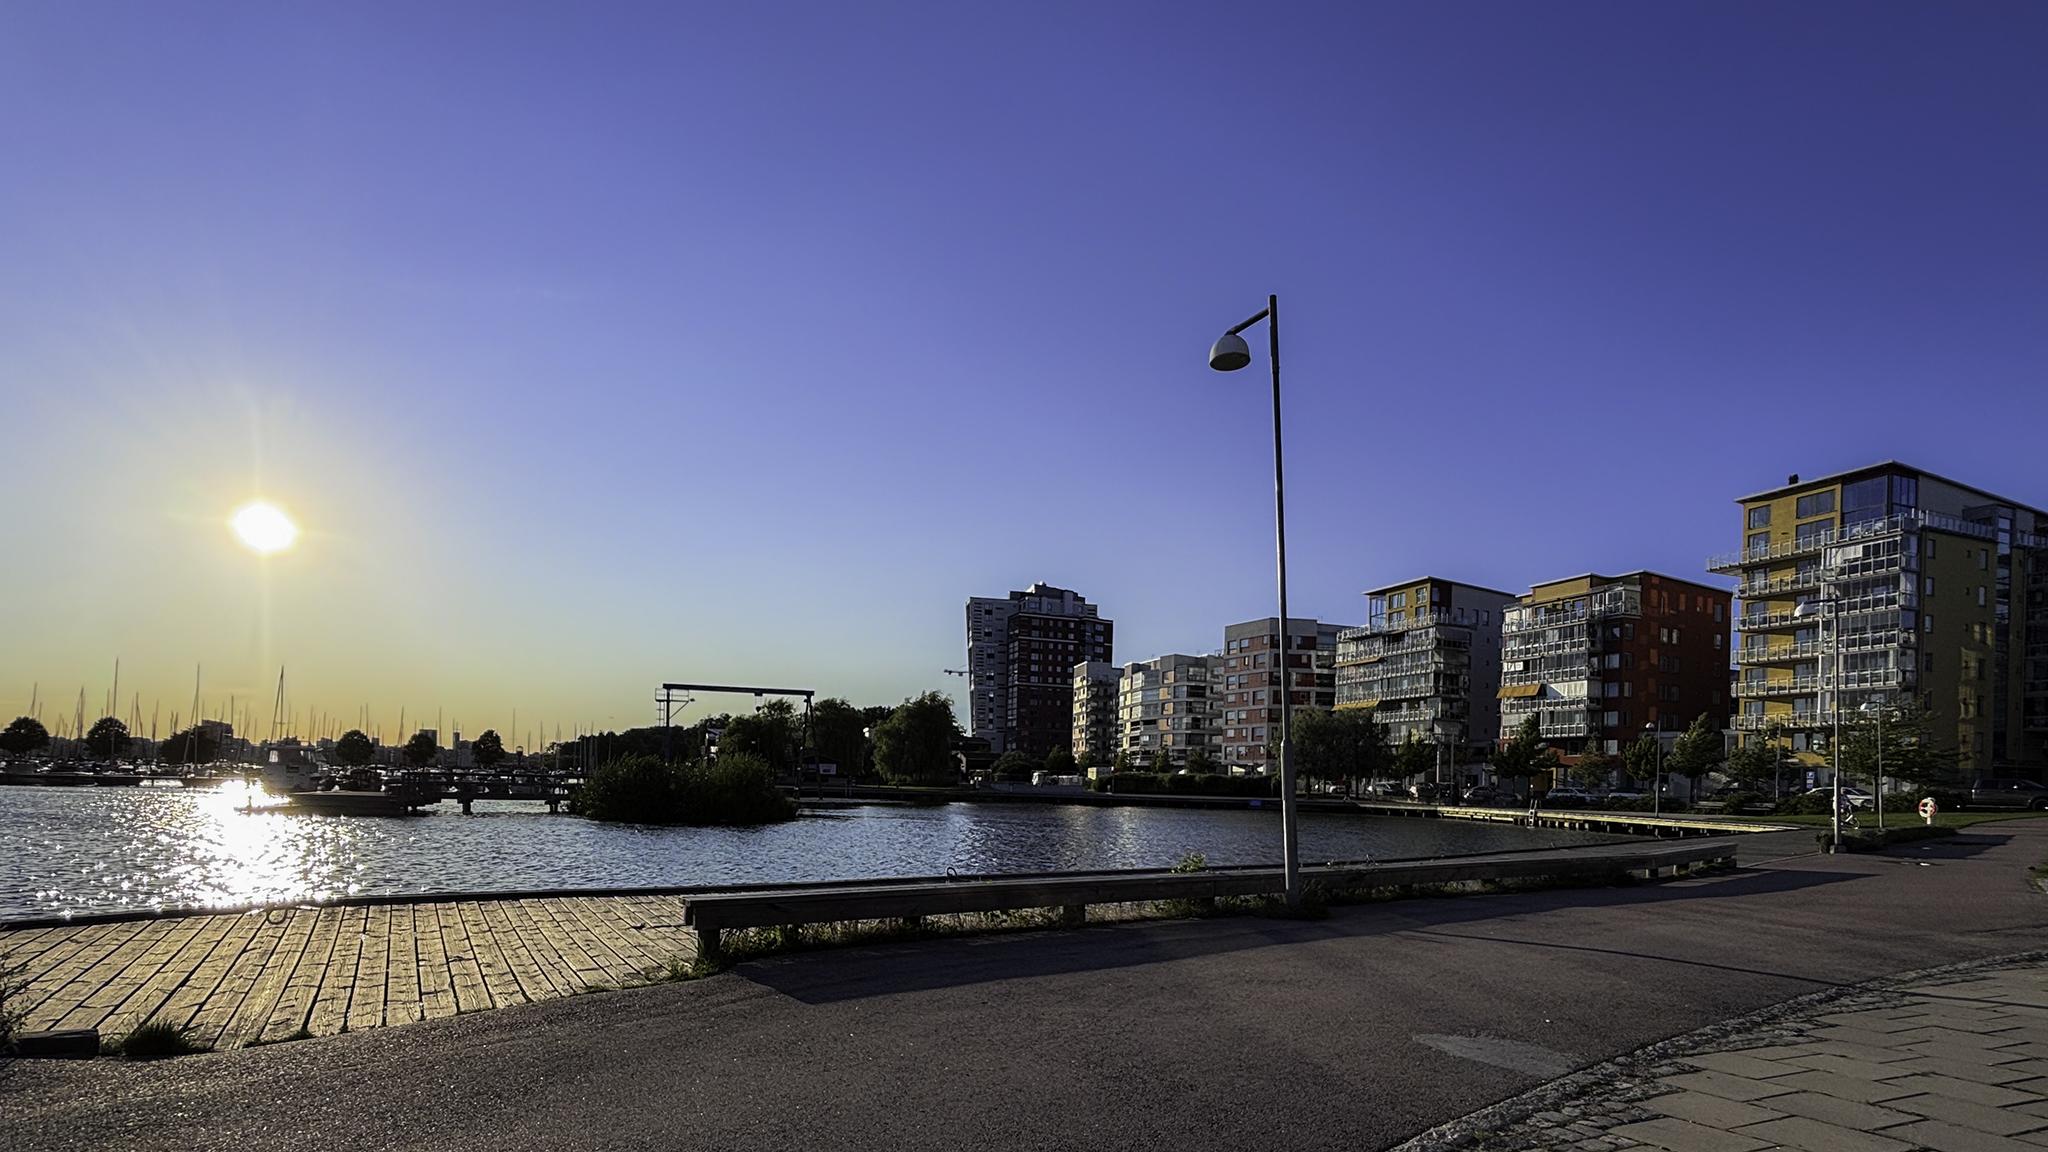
[0,896,699,1049]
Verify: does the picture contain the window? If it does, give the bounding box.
[1747,532,1769,552]
[1925,536,1936,558]
[1978,586,1987,607]
[1924,614,1934,634]
[1748,506,1772,529]
[1795,520,1831,545]
[1978,549,1988,571]
[1796,491,1836,519]
[1713,634,1723,649]
[1923,576,1935,596]
[1714,602,1724,622]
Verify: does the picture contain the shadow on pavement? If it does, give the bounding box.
[741,861,1868,1006]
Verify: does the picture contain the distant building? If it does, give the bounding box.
[1499,571,1732,756]
[1070,661,1121,767]
[965,583,1113,758]
[1220,617,1349,773]
[1118,654,1221,769]
[1335,577,1515,767]
[1708,461,2048,779]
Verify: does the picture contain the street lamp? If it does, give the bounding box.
[1208,294,1300,908]
[1641,721,1662,816]
[1860,699,1885,832]
[1793,595,1843,852]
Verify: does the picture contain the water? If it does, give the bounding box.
[0,785,1633,920]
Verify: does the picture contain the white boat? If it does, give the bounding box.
[256,742,437,816]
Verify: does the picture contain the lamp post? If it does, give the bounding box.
[1793,594,1843,852]
[1860,699,1885,832]
[1208,295,1300,908]
[1642,721,1662,816]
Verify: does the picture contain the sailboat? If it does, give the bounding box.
[253,668,437,816]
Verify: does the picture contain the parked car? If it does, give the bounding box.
[1965,778,2048,810]
[1409,781,1449,802]
[1602,790,1643,806]
[1362,781,1405,798]
[1461,785,1501,805]
[1541,786,1594,809]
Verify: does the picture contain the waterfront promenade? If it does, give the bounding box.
[3,822,2045,1151]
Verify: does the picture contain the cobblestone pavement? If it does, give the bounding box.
[1395,952,2048,1152]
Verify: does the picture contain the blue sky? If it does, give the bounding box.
[2,2,2044,742]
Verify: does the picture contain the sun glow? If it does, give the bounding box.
[230,502,299,554]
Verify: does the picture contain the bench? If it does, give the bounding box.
[682,839,1736,962]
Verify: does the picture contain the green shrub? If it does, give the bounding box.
[571,753,795,826]
[1775,791,1833,816]
[1715,792,1766,814]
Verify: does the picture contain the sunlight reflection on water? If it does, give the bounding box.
[0,785,1632,918]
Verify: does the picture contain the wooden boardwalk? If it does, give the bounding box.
[0,896,699,1048]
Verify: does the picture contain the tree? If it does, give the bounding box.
[872,691,961,786]
[403,730,440,768]
[1490,716,1562,797]
[1724,735,1789,797]
[472,729,506,770]
[1622,734,1660,788]
[1571,749,1621,792]
[720,700,799,774]
[1664,714,1723,794]
[809,698,869,777]
[333,729,376,768]
[1391,732,1436,782]
[0,716,51,756]
[1044,744,1076,777]
[159,725,219,766]
[1111,749,1135,774]
[1832,699,1958,791]
[85,716,129,759]
[992,750,1038,782]
[1293,708,1389,790]
[1183,746,1218,775]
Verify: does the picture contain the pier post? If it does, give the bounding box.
[695,925,721,966]
[1059,904,1086,927]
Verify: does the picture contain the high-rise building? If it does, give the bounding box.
[1070,661,1121,767]
[1498,572,1732,755]
[1220,617,1349,772]
[1335,578,1515,764]
[965,583,1113,758]
[1708,462,2048,778]
[1117,654,1221,769]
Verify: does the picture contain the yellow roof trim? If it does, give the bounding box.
[1497,683,1543,699]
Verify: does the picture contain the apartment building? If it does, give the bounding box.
[1334,578,1515,763]
[1498,572,1732,755]
[1070,661,1121,766]
[1219,617,1348,772]
[1708,462,2048,778]
[1118,653,1221,769]
[964,584,1113,758]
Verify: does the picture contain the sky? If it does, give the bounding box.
[2,1,2045,747]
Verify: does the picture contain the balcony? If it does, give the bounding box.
[1735,570,1824,599]
[1345,610,1465,638]
[1503,635,1591,661]
[1502,589,1640,636]
[1706,509,2015,574]
[1733,677,1823,699]
[1735,640,1826,664]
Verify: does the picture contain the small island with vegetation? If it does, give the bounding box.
[570,752,796,826]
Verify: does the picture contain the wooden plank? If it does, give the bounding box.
[10,923,128,1024]
[50,920,181,1032]
[381,905,422,1026]
[221,908,316,1047]
[98,913,236,1037]
[189,909,294,1048]
[456,901,524,1009]
[414,903,457,1020]
[492,900,579,999]
[517,899,609,991]
[476,900,566,1003]
[435,902,491,1014]
[0,927,58,962]
[306,906,367,1036]
[261,908,344,1042]
[346,905,392,1033]
[537,898,639,986]
[580,896,688,974]
[156,910,266,1032]
[554,898,663,980]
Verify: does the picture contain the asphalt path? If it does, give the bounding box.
[4,823,2044,1152]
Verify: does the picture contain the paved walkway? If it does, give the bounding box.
[1398,954,2048,1152]
[0,896,700,1047]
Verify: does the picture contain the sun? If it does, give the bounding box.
[230,502,299,554]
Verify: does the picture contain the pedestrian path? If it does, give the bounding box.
[0,896,700,1049]
[1397,954,2048,1152]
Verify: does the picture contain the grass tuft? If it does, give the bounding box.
[116,1020,212,1060]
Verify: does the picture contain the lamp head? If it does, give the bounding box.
[1208,331,1252,372]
